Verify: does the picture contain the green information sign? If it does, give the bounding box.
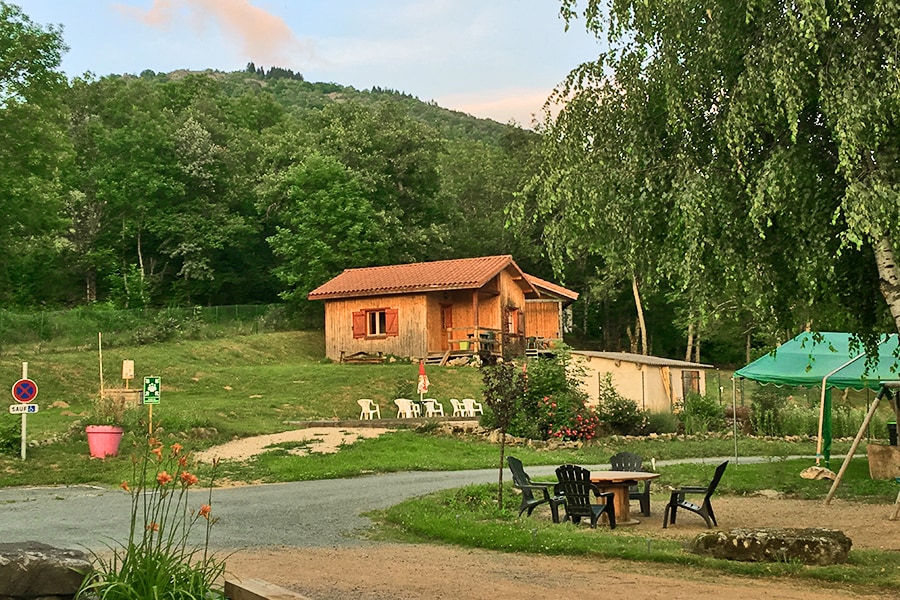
[143,376,161,405]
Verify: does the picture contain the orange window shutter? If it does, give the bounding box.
[352,310,366,338]
[385,308,399,337]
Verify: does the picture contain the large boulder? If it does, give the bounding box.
[686,527,852,565]
[0,541,92,599]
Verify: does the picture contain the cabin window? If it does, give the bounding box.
[369,310,387,335]
[352,308,399,339]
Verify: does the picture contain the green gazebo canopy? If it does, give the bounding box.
[735,332,900,389]
[734,331,900,464]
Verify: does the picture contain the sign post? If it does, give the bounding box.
[143,376,160,435]
[122,360,135,389]
[11,362,38,460]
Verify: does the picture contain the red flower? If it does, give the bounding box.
[146,522,159,532]
[157,471,173,485]
[199,504,212,520]
[120,481,130,492]
[180,471,198,486]
[171,443,183,455]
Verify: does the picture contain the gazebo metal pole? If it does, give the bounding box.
[732,377,738,465]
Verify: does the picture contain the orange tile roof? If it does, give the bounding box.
[308,255,533,300]
[523,273,579,302]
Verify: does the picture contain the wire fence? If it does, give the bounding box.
[0,304,309,355]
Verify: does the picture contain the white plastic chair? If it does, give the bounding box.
[394,398,418,418]
[449,398,465,417]
[422,398,444,417]
[357,399,380,420]
[462,398,483,417]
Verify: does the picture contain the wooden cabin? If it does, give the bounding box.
[308,255,547,363]
[523,273,578,356]
[571,350,714,413]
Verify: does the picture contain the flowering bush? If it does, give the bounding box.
[537,392,600,441]
[77,439,225,599]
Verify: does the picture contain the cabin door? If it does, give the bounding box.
[440,304,452,351]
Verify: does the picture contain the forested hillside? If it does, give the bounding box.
[9,1,898,367]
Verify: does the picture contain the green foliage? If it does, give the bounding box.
[265,153,392,304]
[750,387,790,436]
[645,410,679,434]
[680,392,724,435]
[595,373,647,436]
[0,417,20,454]
[543,0,900,353]
[77,439,225,599]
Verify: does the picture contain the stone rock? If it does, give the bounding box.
[686,527,852,565]
[0,541,92,598]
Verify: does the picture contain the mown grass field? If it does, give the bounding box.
[0,330,885,489]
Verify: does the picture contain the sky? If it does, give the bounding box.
[15,0,604,126]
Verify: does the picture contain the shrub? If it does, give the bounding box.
[595,373,648,436]
[646,410,679,434]
[535,392,600,441]
[680,392,723,434]
[750,387,790,436]
[0,419,20,455]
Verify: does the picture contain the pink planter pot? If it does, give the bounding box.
[86,425,124,458]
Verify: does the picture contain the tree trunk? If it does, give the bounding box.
[497,431,506,508]
[85,269,96,303]
[875,235,900,334]
[685,320,694,362]
[631,273,647,355]
[874,234,900,424]
[137,228,145,284]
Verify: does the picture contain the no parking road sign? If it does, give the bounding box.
[12,378,38,403]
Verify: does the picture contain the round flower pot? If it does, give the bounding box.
[86,425,124,458]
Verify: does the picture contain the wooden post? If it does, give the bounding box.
[825,393,882,505]
[98,332,104,401]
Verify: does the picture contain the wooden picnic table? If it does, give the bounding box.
[590,470,661,525]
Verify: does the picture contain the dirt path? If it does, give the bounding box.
[225,542,896,600]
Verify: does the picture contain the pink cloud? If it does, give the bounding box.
[115,0,314,67]
[438,88,559,128]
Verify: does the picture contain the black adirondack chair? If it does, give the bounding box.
[662,460,729,528]
[553,464,616,529]
[610,451,652,517]
[507,456,564,523]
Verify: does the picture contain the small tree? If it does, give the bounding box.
[481,361,525,508]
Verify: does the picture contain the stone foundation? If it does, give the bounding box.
[686,527,852,565]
